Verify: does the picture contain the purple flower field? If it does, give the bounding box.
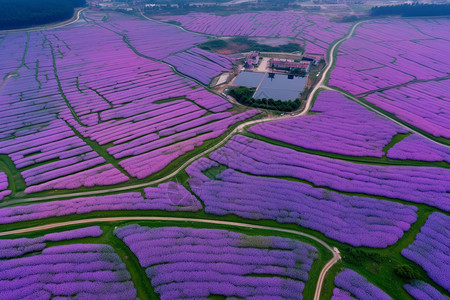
[186,159,418,248]
[208,135,450,210]
[365,80,450,138]
[401,212,450,291]
[0,172,11,201]
[0,182,199,224]
[404,280,448,300]
[164,47,234,84]
[331,288,357,300]
[85,11,206,60]
[330,19,450,95]
[0,226,103,259]
[250,90,408,157]
[1,8,449,300]
[0,243,136,299]
[143,182,202,212]
[115,225,318,299]
[0,11,259,194]
[333,269,392,300]
[329,18,450,138]
[157,12,350,56]
[387,134,450,163]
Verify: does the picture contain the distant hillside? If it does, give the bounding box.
[371,3,450,17]
[0,0,86,30]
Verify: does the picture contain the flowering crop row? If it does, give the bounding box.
[119,109,260,179]
[333,269,392,300]
[365,80,450,138]
[0,14,249,193]
[387,134,450,163]
[209,135,450,210]
[164,47,234,84]
[159,12,309,37]
[187,160,417,247]
[143,182,202,212]
[89,11,207,60]
[401,212,449,291]
[329,18,450,138]
[115,225,318,299]
[250,91,408,157]
[330,19,449,95]
[0,243,136,299]
[0,226,103,259]
[0,116,129,194]
[0,33,28,81]
[158,12,349,56]
[331,288,357,299]
[0,172,11,201]
[404,280,448,300]
[0,182,200,224]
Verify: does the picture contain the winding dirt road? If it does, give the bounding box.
[0,216,341,300]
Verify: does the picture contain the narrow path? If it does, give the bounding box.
[0,216,341,300]
[315,247,340,300]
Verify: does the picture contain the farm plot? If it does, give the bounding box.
[330,18,450,95]
[401,212,449,291]
[158,12,349,56]
[387,133,450,163]
[365,80,450,139]
[158,12,309,37]
[46,21,254,180]
[0,119,129,194]
[0,31,129,194]
[300,15,350,56]
[86,11,207,60]
[163,47,234,84]
[0,226,103,259]
[115,225,318,299]
[0,33,28,81]
[250,90,408,157]
[186,158,418,248]
[0,172,11,201]
[0,15,253,193]
[404,280,448,300]
[0,182,201,224]
[332,269,391,300]
[207,135,450,210]
[329,18,450,138]
[0,243,136,299]
[85,11,235,84]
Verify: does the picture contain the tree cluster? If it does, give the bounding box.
[199,37,304,53]
[229,86,301,112]
[0,0,86,30]
[370,3,450,17]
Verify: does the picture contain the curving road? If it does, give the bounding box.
[0,216,341,300]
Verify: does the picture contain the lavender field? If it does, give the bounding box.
[115,225,319,299]
[0,3,449,300]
